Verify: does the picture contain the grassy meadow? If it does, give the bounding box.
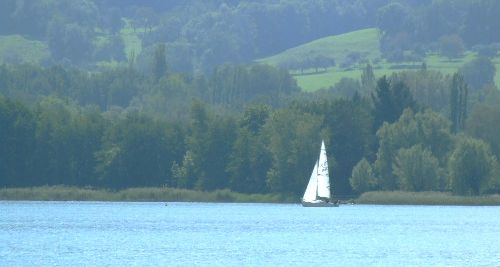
[120,19,143,61]
[0,35,49,64]
[258,28,500,92]
[293,52,484,92]
[258,28,381,67]
[0,19,144,67]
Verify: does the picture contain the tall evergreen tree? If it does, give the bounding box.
[153,43,167,81]
[361,63,376,92]
[449,73,468,133]
[372,76,416,132]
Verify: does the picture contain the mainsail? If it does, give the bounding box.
[302,140,331,202]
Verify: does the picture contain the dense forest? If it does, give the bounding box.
[1,0,499,198]
[1,61,499,196]
[1,0,499,71]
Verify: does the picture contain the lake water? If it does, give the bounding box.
[0,202,499,266]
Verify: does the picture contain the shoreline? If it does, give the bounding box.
[354,191,500,206]
[1,186,499,206]
[0,186,296,203]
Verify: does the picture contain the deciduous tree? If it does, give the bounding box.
[448,136,497,195]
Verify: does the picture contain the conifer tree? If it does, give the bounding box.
[450,73,467,133]
[153,43,167,81]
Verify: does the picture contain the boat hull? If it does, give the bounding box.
[301,200,339,207]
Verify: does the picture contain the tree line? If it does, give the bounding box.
[377,0,500,61]
[1,63,499,196]
[2,1,498,72]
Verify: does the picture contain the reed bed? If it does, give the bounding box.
[0,186,295,203]
[2,187,498,205]
[356,191,500,206]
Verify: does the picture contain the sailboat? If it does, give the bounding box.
[302,140,339,207]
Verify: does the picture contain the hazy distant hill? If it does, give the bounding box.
[0,0,498,76]
[258,28,381,70]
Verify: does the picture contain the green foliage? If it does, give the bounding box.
[393,145,440,191]
[449,73,468,133]
[360,63,375,92]
[328,78,362,99]
[1,48,499,199]
[240,104,271,134]
[460,57,496,91]
[195,115,237,190]
[153,43,167,80]
[96,111,183,189]
[320,98,374,195]
[47,19,95,65]
[263,108,322,195]
[448,136,497,195]
[209,64,299,109]
[390,69,450,112]
[462,0,500,46]
[372,75,416,131]
[0,96,35,186]
[1,0,499,73]
[439,34,465,59]
[93,34,126,62]
[174,101,237,191]
[467,102,500,159]
[226,104,272,193]
[375,109,453,190]
[227,128,270,194]
[33,97,104,186]
[376,2,408,36]
[349,158,376,194]
[172,151,197,189]
[135,73,201,120]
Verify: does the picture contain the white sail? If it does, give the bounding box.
[316,141,331,199]
[302,140,337,207]
[302,160,318,202]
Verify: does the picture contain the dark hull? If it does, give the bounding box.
[301,201,339,207]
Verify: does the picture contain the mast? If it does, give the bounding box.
[315,159,319,199]
[316,140,331,199]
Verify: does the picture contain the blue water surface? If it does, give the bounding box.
[0,201,499,266]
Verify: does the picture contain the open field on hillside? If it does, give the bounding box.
[293,52,493,92]
[258,28,381,68]
[259,28,500,91]
[0,20,143,68]
[120,19,143,61]
[0,35,49,65]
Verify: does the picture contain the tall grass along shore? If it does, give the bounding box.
[1,187,499,205]
[356,191,500,206]
[0,186,295,203]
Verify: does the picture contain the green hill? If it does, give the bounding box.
[258,28,381,68]
[258,28,500,91]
